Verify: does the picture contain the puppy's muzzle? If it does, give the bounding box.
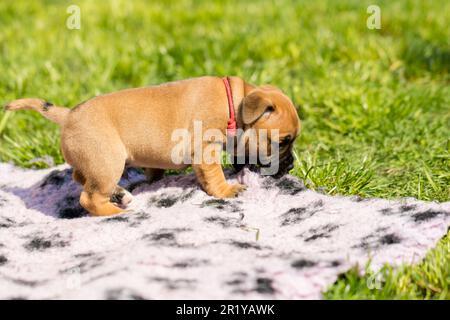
[272,152,294,178]
[232,152,294,178]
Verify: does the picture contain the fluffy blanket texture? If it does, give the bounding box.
[0,163,448,299]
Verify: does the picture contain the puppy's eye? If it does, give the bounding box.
[279,136,291,147]
[262,105,274,118]
[266,105,275,112]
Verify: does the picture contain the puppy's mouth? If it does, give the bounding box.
[232,152,294,178]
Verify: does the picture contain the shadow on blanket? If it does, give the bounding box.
[3,167,164,219]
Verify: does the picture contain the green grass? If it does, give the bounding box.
[324,235,450,299]
[0,0,449,299]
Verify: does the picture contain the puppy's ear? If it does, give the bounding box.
[241,90,274,125]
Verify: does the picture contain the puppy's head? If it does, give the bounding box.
[234,85,301,178]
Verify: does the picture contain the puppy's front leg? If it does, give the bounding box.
[193,163,246,198]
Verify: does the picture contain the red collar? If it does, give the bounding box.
[222,76,237,136]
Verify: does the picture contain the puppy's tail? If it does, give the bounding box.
[4,98,69,126]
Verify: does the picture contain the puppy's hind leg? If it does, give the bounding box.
[144,168,165,183]
[79,157,127,216]
[81,191,123,216]
[72,169,86,185]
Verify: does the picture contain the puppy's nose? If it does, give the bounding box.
[286,162,294,171]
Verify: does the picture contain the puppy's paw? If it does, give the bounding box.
[220,183,247,198]
[111,188,133,206]
[120,190,133,205]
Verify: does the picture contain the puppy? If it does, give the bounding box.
[5,76,300,216]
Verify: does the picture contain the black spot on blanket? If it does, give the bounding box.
[128,211,151,227]
[201,199,242,212]
[226,278,244,286]
[312,199,324,208]
[412,210,446,222]
[24,236,68,251]
[400,204,417,212]
[73,252,95,259]
[351,196,369,202]
[105,288,145,300]
[277,177,305,195]
[61,256,105,274]
[87,270,119,283]
[380,208,393,215]
[355,229,400,250]
[330,260,341,267]
[281,200,323,226]
[150,232,175,242]
[134,211,151,221]
[24,238,51,251]
[304,223,340,242]
[229,240,261,250]
[148,189,195,208]
[226,271,269,295]
[0,217,15,228]
[356,234,376,250]
[0,255,8,266]
[380,233,401,245]
[201,199,226,210]
[291,259,316,269]
[40,169,71,188]
[376,227,389,233]
[7,277,47,287]
[204,215,242,228]
[102,215,129,223]
[77,257,105,273]
[263,176,305,195]
[143,228,192,247]
[281,206,322,226]
[179,189,196,201]
[172,259,209,268]
[150,195,177,208]
[255,277,275,294]
[149,277,196,290]
[280,207,306,226]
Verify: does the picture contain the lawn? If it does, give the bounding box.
[0,0,449,299]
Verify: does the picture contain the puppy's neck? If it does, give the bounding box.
[227,77,255,131]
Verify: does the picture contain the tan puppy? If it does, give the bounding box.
[5,76,300,216]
